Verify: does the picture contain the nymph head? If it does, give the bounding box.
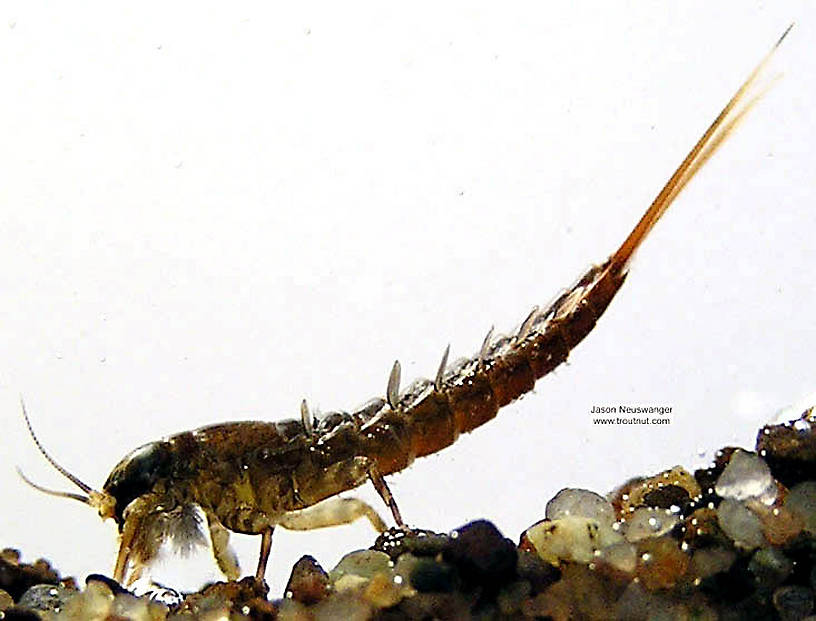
[102,441,173,524]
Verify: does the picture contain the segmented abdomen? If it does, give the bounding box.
[326,258,626,476]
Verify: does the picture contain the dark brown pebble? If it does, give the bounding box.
[176,576,272,617]
[409,558,457,593]
[0,554,59,601]
[284,555,330,605]
[0,608,42,620]
[515,548,560,595]
[443,520,517,585]
[698,556,757,605]
[756,412,816,488]
[642,484,692,511]
[782,537,816,589]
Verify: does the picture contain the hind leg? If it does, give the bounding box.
[278,496,388,532]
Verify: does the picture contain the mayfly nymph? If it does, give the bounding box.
[18,28,791,587]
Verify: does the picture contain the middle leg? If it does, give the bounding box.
[256,525,275,582]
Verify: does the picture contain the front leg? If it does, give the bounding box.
[114,494,168,585]
[114,496,208,586]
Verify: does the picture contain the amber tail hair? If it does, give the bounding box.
[359,25,792,476]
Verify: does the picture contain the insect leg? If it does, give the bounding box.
[207,516,240,581]
[256,525,275,581]
[277,497,388,532]
[367,462,405,527]
[114,497,208,585]
[113,495,160,585]
[113,519,137,584]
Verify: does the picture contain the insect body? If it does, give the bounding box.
[19,29,790,586]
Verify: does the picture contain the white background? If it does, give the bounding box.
[1,2,815,595]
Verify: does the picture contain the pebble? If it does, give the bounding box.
[614,580,700,621]
[598,541,638,574]
[751,501,804,545]
[85,573,128,595]
[0,550,21,564]
[409,558,456,593]
[276,598,311,621]
[310,591,372,621]
[285,555,330,606]
[60,580,116,619]
[756,408,816,487]
[515,549,561,594]
[172,577,272,619]
[635,538,689,590]
[0,609,41,620]
[523,563,618,620]
[611,466,701,518]
[680,507,727,549]
[0,551,60,602]
[689,546,737,580]
[496,580,530,616]
[715,449,777,505]
[785,481,816,534]
[392,552,421,589]
[329,549,392,584]
[17,583,76,615]
[443,520,517,585]
[525,516,623,564]
[623,507,679,542]
[395,591,471,619]
[749,547,793,588]
[703,556,760,606]
[0,589,13,611]
[109,591,157,620]
[371,527,447,560]
[773,585,815,621]
[811,565,816,592]
[641,483,693,512]
[545,488,615,525]
[332,574,369,593]
[694,447,739,497]
[362,571,403,608]
[716,498,766,549]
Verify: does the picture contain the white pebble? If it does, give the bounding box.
[545,488,615,526]
[715,450,777,505]
[525,516,623,564]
